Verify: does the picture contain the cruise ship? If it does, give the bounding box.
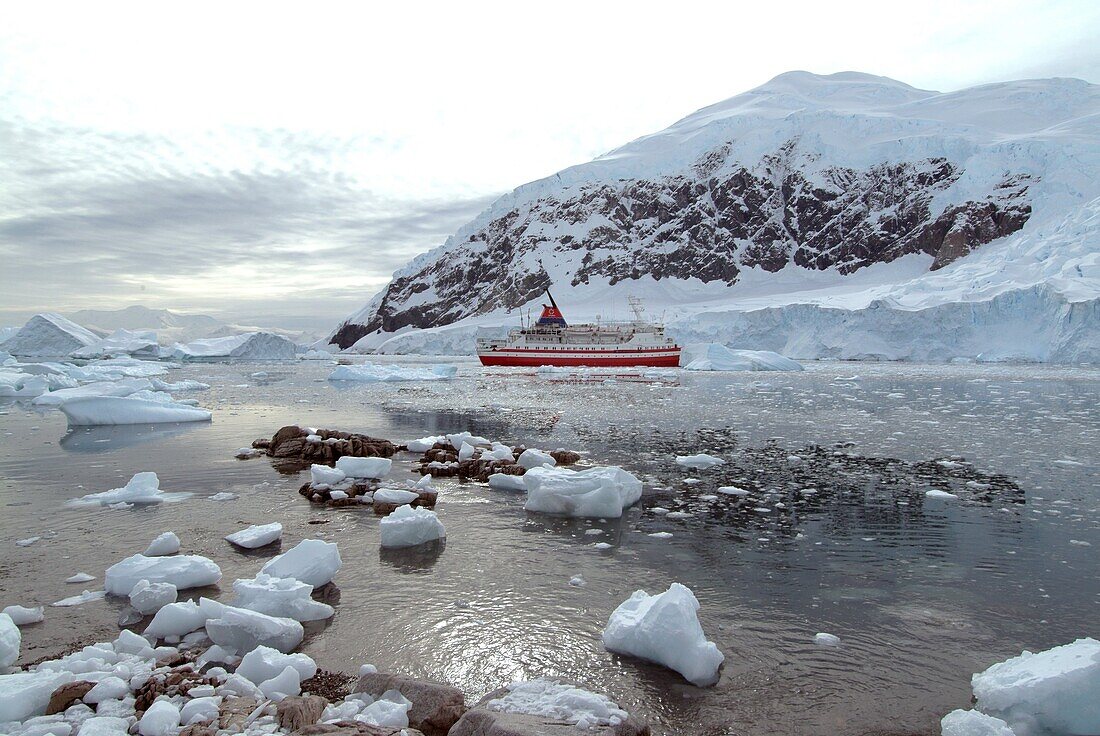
[476,292,681,368]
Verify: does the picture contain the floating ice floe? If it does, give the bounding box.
[926,489,959,499]
[969,637,1100,736]
[128,580,177,614]
[104,553,221,596]
[523,466,643,518]
[680,343,804,372]
[143,531,181,556]
[485,678,629,728]
[675,453,725,469]
[225,522,283,549]
[167,332,297,361]
[328,363,457,382]
[30,377,154,407]
[334,455,392,479]
[260,539,341,588]
[150,378,209,391]
[2,605,44,626]
[71,329,161,359]
[58,395,212,425]
[231,574,334,622]
[67,472,192,507]
[0,614,19,668]
[602,582,724,686]
[2,313,99,357]
[518,448,556,469]
[814,632,841,646]
[204,603,305,653]
[65,572,94,584]
[379,505,446,548]
[488,473,527,492]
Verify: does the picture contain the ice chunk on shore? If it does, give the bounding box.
[58,396,212,425]
[518,448,556,469]
[259,665,301,701]
[2,605,44,625]
[137,699,180,736]
[406,435,445,452]
[235,645,317,686]
[104,554,221,596]
[77,716,130,735]
[0,670,73,722]
[675,453,725,469]
[143,532,180,556]
[51,590,106,607]
[168,332,296,361]
[205,605,304,653]
[602,583,724,686]
[260,539,341,588]
[485,678,629,728]
[0,613,20,668]
[128,580,177,614]
[488,473,527,492]
[328,363,456,382]
[67,472,191,507]
[4,314,99,357]
[971,637,1100,736]
[446,432,490,449]
[334,456,391,479]
[373,488,419,505]
[524,466,642,518]
[310,464,345,486]
[379,505,446,548]
[179,696,220,726]
[681,343,803,372]
[940,709,1017,736]
[143,601,210,638]
[231,574,334,622]
[225,523,283,549]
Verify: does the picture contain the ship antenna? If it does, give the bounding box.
[627,295,645,323]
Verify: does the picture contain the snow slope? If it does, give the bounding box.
[328,71,1100,363]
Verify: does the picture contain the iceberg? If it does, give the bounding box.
[379,505,446,548]
[104,553,221,596]
[260,539,341,588]
[71,329,161,359]
[602,583,724,686]
[30,377,154,407]
[58,395,212,425]
[523,466,643,518]
[168,331,297,360]
[328,363,457,382]
[680,343,804,372]
[3,313,99,357]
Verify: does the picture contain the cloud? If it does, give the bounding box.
[0,117,499,327]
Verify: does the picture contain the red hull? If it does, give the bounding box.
[479,351,681,368]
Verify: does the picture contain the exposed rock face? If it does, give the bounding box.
[331,152,1030,348]
[354,671,466,736]
[449,685,649,736]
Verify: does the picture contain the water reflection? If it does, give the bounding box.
[59,422,208,453]
[378,539,446,572]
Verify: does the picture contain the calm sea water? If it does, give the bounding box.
[1,359,1097,736]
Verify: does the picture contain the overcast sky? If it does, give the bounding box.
[2,0,1098,333]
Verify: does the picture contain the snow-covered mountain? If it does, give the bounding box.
[327,71,1100,362]
[67,305,312,345]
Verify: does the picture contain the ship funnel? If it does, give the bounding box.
[536,289,567,327]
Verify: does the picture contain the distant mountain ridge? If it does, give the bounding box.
[65,305,310,344]
[326,71,1100,362]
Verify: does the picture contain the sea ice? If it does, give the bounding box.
[485,679,629,728]
[128,580,177,614]
[675,453,725,469]
[523,466,642,518]
[334,456,392,479]
[150,378,210,392]
[488,473,527,491]
[235,645,317,685]
[143,532,180,556]
[940,709,1017,736]
[327,363,456,382]
[30,378,154,407]
[518,448,556,469]
[0,613,20,668]
[2,605,44,626]
[104,554,221,596]
[814,632,841,646]
[205,605,304,654]
[260,539,341,588]
[231,574,334,621]
[926,489,959,499]
[77,716,130,736]
[379,505,446,548]
[58,396,211,425]
[602,583,724,686]
[373,488,419,505]
[67,472,191,507]
[225,523,283,549]
[971,637,1100,736]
